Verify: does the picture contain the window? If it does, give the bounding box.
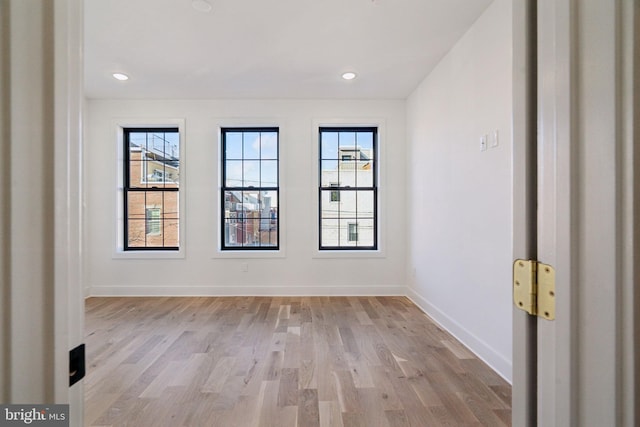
[330,183,340,202]
[124,128,180,250]
[319,127,377,250]
[348,223,358,242]
[221,128,279,250]
[145,208,161,235]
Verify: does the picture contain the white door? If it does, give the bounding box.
[54,0,86,424]
[513,0,638,426]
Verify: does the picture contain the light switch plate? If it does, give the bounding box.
[491,130,499,148]
[480,135,488,151]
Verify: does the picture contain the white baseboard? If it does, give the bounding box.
[406,287,512,384]
[88,284,405,297]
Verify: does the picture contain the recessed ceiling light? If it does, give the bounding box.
[112,73,129,81]
[342,72,357,80]
[192,0,212,12]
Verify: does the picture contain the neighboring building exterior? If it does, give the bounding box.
[126,131,180,249]
[320,145,375,248]
[224,190,278,247]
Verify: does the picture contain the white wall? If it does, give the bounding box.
[405,0,513,381]
[85,99,406,296]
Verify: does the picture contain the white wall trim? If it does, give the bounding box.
[89,285,405,297]
[310,118,388,258]
[406,287,512,383]
[211,117,288,258]
[112,118,187,259]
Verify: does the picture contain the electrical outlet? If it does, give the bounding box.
[241,262,248,272]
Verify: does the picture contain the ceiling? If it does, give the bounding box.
[84,0,493,100]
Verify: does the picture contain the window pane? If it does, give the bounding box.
[261,160,278,187]
[146,162,164,184]
[348,223,358,242]
[225,132,243,159]
[223,190,243,247]
[321,160,339,187]
[145,208,161,235]
[163,192,179,220]
[128,149,145,188]
[321,132,339,159]
[163,218,179,247]
[225,160,243,187]
[163,132,180,160]
[356,131,374,152]
[320,218,339,247]
[224,217,242,247]
[145,161,178,186]
[145,219,164,246]
[339,132,356,148]
[258,190,278,247]
[260,132,278,159]
[356,191,375,218]
[259,191,278,218]
[127,192,145,218]
[243,132,261,159]
[320,191,340,219]
[338,167,356,187]
[241,190,260,212]
[339,191,357,218]
[243,160,260,187]
[258,222,278,246]
[145,191,162,207]
[340,219,357,246]
[129,132,147,151]
[224,190,241,215]
[166,162,179,185]
[356,166,373,187]
[330,186,340,202]
[357,218,374,247]
[127,220,147,248]
[147,133,165,155]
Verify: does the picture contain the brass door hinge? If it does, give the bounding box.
[513,259,556,320]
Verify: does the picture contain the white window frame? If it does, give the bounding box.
[212,118,286,259]
[114,118,186,259]
[311,119,387,259]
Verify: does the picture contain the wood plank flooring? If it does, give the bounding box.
[84,297,511,427]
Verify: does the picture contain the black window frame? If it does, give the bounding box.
[221,127,280,251]
[318,126,378,250]
[123,127,180,251]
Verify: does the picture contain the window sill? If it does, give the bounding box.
[113,249,185,260]
[313,249,385,259]
[212,249,286,259]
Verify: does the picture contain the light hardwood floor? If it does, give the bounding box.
[85,297,511,426]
